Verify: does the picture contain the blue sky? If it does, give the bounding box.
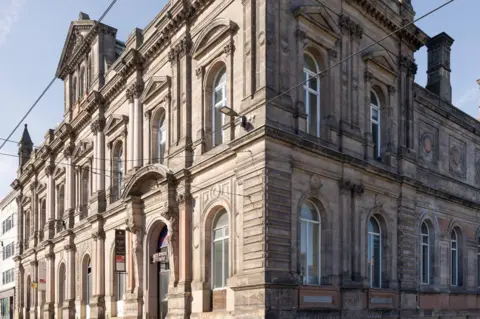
[0,0,475,198]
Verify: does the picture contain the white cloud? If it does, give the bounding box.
[0,0,25,47]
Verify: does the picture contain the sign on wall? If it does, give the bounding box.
[115,229,126,272]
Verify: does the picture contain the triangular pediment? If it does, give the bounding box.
[293,5,340,36]
[363,50,397,75]
[54,166,65,179]
[191,18,238,59]
[72,140,93,159]
[56,12,117,79]
[140,76,171,103]
[105,115,128,136]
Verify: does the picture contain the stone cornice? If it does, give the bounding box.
[345,0,428,50]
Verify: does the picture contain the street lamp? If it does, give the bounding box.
[218,106,247,129]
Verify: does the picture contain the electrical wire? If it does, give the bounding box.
[0,0,120,152]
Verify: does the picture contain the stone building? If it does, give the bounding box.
[10,0,480,318]
[0,190,18,319]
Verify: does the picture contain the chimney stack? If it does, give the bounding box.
[426,32,454,103]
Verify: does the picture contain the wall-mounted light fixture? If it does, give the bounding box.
[218,106,247,129]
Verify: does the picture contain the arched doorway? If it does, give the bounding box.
[148,224,170,319]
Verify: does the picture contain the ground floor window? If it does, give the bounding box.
[0,296,12,319]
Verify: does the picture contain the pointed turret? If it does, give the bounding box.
[18,124,33,172]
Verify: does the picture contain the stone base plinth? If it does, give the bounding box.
[89,295,106,319]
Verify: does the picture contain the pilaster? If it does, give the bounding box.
[45,164,56,240]
[89,217,106,319]
[43,249,55,319]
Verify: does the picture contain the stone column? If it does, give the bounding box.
[91,125,98,195]
[133,83,144,169]
[29,260,38,319]
[144,111,151,165]
[90,119,106,214]
[97,123,106,192]
[90,230,106,319]
[363,71,374,160]
[43,252,55,319]
[14,259,23,319]
[339,180,353,284]
[45,164,55,240]
[127,94,134,171]
[295,30,307,134]
[63,244,76,318]
[64,146,75,228]
[16,191,24,255]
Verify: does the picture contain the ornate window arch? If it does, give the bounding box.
[151,107,167,164]
[204,61,228,151]
[112,141,124,201]
[303,52,321,137]
[299,199,321,285]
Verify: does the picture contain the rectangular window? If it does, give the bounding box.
[2,269,14,285]
[3,242,14,260]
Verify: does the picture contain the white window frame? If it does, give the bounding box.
[212,211,229,290]
[303,53,321,137]
[299,200,321,285]
[370,90,381,159]
[368,216,382,288]
[212,68,227,147]
[421,222,430,284]
[451,229,459,286]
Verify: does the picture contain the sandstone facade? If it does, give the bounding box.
[11,0,480,318]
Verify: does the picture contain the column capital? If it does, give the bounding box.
[64,244,76,252]
[126,81,144,100]
[45,164,55,177]
[92,229,105,241]
[29,180,38,191]
[45,252,55,260]
[223,42,235,56]
[63,144,75,158]
[29,260,38,267]
[91,119,106,135]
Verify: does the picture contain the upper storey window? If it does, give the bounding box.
[299,200,321,285]
[79,67,85,97]
[71,77,77,104]
[212,67,227,147]
[370,91,381,160]
[303,53,321,137]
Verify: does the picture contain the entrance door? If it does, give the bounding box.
[156,227,169,319]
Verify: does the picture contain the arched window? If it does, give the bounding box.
[212,209,229,289]
[113,143,123,201]
[421,222,430,284]
[299,200,321,285]
[212,67,227,147]
[158,113,166,164]
[368,216,382,288]
[451,229,459,286]
[72,77,77,104]
[370,91,381,160]
[87,258,92,301]
[303,53,321,137]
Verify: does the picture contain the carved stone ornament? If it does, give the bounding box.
[450,147,462,168]
[92,230,106,241]
[339,15,363,38]
[45,252,55,260]
[63,144,75,158]
[296,29,306,42]
[64,244,76,252]
[328,49,338,59]
[223,42,235,56]
[30,260,38,267]
[422,133,433,154]
[126,81,145,100]
[168,36,192,63]
[90,119,106,135]
[340,179,364,195]
[364,71,374,83]
[310,175,323,189]
[400,56,417,76]
[195,66,204,79]
[45,164,55,177]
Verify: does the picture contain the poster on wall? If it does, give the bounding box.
[38,261,46,291]
[115,229,126,272]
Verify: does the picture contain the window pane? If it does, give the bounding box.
[370,91,378,106]
[224,238,229,287]
[452,250,457,285]
[372,234,381,288]
[422,234,428,245]
[213,229,223,240]
[214,88,224,105]
[304,54,317,72]
[308,75,318,91]
[372,123,379,157]
[213,241,223,288]
[160,271,169,301]
[309,92,319,136]
[371,108,379,122]
[422,245,429,283]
